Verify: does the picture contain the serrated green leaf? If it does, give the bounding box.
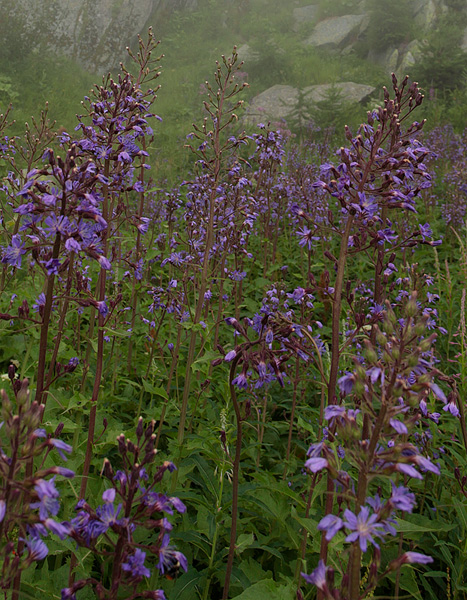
[142,378,168,399]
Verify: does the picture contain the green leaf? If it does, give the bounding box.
[185,454,218,500]
[174,531,211,558]
[387,566,422,599]
[236,533,255,554]
[170,568,204,600]
[142,379,169,399]
[231,579,294,600]
[452,496,467,534]
[423,571,448,578]
[396,515,455,535]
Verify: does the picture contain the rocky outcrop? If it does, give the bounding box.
[293,4,319,31]
[245,82,375,125]
[0,0,197,73]
[304,14,366,49]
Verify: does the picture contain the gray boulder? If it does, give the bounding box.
[236,44,260,64]
[304,14,366,48]
[244,85,299,124]
[305,82,375,104]
[245,82,375,125]
[413,0,437,28]
[462,27,467,52]
[293,4,319,31]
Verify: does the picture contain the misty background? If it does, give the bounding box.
[0,0,466,178]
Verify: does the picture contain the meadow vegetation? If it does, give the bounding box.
[1,2,467,599]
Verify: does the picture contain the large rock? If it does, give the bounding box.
[245,85,299,124]
[245,82,375,125]
[293,4,319,31]
[306,82,375,104]
[0,0,197,72]
[304,14,366,48]
[236,44,260,64]
[462,27,467,52]
[413,0,437,28]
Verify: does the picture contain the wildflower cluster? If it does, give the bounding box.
[64,418,187,600]
[0,377,73,590]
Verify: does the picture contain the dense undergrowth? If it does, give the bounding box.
[1,20,467,600]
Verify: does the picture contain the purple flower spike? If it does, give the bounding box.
[0,500,5,523]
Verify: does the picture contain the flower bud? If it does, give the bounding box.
[17,378,30,406]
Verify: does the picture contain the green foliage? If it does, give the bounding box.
[412,15,467,92]
[363,0,414,54]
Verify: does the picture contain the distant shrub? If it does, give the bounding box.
[413,15,467,92]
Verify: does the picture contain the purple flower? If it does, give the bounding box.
[429,382,446,402]
[122,548,151,578]
[324,405,346,420]
[44,518,70,539]
[96,301,109,317]
[389,418,408,435]
[49,439,73,461]
[343,507,385,552]
[412,455,440,475]
[224,350,237,362]
[53,467,75,478]
[443,400,460,417]
[0,500,5,523]
[157,534,188,575]
[395,463,423,479]
[232,372,248,389]
[24,536,48,561]
[33,293,46,313]
[102,488,116,503]
[30,478,60,520]
[402,551,433,564]
[301,560,327,590]
[98,255,112,270]
[2,235,26,268]
[305,457,328,473]
[65,238,82,253]
[390,483,416,512]
[169,496,186,513]
[318,514,344,541]
[297,226,319,251]
[338,372,355,394]
[44,258,61,275]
